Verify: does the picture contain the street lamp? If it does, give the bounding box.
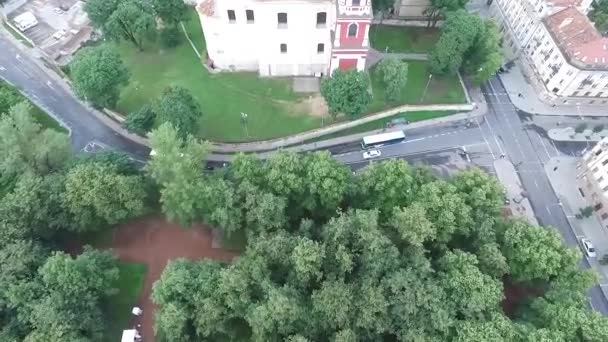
[240,112,249,138]
[420,73,433,103]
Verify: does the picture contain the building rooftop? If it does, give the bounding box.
[547,0,584,6]
[543,7,608,69]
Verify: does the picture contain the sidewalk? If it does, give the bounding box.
[544,157,608,296]
[549,126,608,143]
[493,159,538,226]
[499,61,608,117]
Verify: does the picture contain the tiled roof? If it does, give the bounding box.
[543,7,608,69]
[547,0,583,6]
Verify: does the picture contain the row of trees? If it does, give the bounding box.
[430,10,502,83]
[0,102,151,340]
[85,0,189,50]
[147,123,608,341]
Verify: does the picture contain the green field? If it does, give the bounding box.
[367,60,466,113]
[116,9,320,142]
[105,262,147,342]
[369,25,439,53]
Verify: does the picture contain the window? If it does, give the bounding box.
[352,0,361,6]
[317,43,324,53]
[280,43,287,53]
[246,10,254,22]
[602,213,608,220]
[595,202,604,211]
[227,10,236,22]
[594,166,600,172]
[598,176,605,182]
[347,23,357,37]
[278,12,287,27]
[317,12,327,26]
[603,185,608,192]
[602,159,608,166]
[595,149,603,156]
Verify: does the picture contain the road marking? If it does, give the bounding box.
[0,66,5,71]
[482,116,505,155]
[533,179,540,189]
[474,118,496,159]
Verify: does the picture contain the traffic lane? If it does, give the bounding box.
[0,37,151,158]
[332,128,486,165]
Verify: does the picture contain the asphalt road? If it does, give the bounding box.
[0,34,150,160]
[1,33,605,314]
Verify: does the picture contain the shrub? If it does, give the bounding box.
[124,105,156,136]
[160,27,181,48]
[593,124,604,133]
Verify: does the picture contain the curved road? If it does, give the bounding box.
[0,34,150,159]
[2,33,607,314]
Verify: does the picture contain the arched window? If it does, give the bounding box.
[347,23,358,37]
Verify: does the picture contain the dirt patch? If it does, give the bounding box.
[110,216,238,342]
[288,95,328,117]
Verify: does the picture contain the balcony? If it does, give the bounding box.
[339,6,371,16]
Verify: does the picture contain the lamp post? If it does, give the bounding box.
[240,112,249,138]
[420,73,433,103]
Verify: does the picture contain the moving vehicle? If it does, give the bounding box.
[580,237,597,258]
[361,131,405,149]
[363,149,381,159]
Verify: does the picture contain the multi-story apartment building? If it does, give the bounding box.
[196,0,372,77]
[577,137,608,225]
[491,0,608,103]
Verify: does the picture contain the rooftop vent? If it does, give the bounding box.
[559,18,573,29]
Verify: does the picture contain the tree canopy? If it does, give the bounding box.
[148,135,603,341]
[376,58,409,103]
[70,44,130,109]
[321,69,372,118]
[590,0,608,33]
[430,10,502,82]
[157,86,202,140]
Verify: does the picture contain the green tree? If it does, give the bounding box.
[389,204,435,247]
[424,0,469,27]
[321,69,372,118]
[105,0,157,50]
[64,162,148,230]
[83,0,119,29]
[464,20,503,83]
[354,159,415,214]
[70,45,130,108]
[147,123,208,226]
[152,0,188,26]
[0,83,23,114]
[303,151,351,215]
[590,0,608,33]
[26,247,119,341]
[124,104,156,135]
[372,0,396,17]
[430,10,484,75]
[157,86,202,140]
[498,220,579,282]
[0,102,71,177]
[376,58,408,103]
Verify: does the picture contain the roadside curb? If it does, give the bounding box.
[548,127,608,143]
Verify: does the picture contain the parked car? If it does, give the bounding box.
[580,237,597,258]
[363,149,381,159]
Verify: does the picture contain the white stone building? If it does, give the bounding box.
[196,0,372,77]
[577,137,608,224]
[490,0,608,103]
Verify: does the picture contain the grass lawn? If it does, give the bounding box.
[3,22,34,48]
[367,60,466,113]
[116,8,321,142]
[369,25,439,53]
[305,110,457,143]
[105,262,147,342]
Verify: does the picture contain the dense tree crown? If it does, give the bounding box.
[70,44,130,109]
[150,125,608,341]
[321,69,372,118]
[430,10,502,83]
[0,104,149,340]
[590,0,608,33]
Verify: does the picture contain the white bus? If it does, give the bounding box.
[361,130,406,149]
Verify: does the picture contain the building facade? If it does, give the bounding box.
[577,137,608,225]
[490,0,608,103]
[196,0,372,77]
[394,0,430,18]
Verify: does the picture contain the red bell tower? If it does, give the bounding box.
[330,0,372,74]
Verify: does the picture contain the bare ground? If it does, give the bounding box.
[109,216,238,342]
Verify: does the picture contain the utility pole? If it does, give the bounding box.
[240,112,249,138]
[420,74,432,103]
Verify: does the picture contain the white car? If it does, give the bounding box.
[580,238,597,258]
[363,149,381,159]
